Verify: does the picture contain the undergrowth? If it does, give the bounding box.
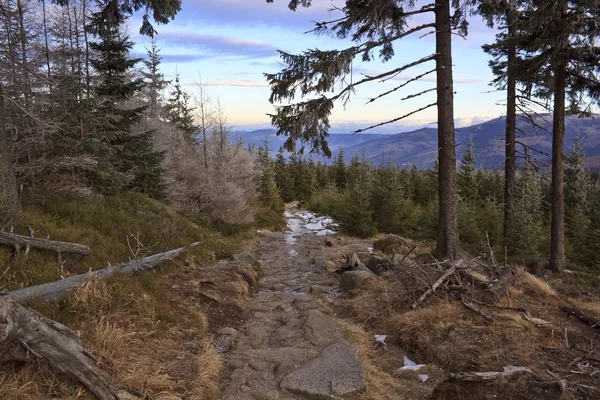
[0,192,259,399]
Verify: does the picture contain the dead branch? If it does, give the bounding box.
[461,297,494,323]
[354,102,437,133]
[411,261,461,309]
[561,306,600,330]
[7,242,200,304]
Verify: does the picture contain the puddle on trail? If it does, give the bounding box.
[284,209,338,249]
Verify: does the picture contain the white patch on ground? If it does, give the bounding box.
[285,209,338,244]
[418,374,429,382]
[398,355,426,371]
[367,247,373,253]
[288,249,298,256]
[374,334,387,345]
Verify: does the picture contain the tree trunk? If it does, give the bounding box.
[503,3,517,248]
[9,242,199,304]
[15,0,31,103]
[0,83,21,212]
[41,0,52,81]
[434,0,460,260]
[0,231,90,256]
[549,62,567,272]
[0,295,136,400]
[83,0,91,96]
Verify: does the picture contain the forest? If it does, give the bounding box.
[1,0,600,399]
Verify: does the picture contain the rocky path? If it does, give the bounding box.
[219,211,367,399]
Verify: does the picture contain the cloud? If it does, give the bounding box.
[204,79,270,88]
[169,0,344,30]
[153,29,278,60]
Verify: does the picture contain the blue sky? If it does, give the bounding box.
[131,1,504,133]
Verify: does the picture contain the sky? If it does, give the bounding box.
[130,0,504,133]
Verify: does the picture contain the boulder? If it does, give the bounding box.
[281,342,367,399]
[339,270,374,293]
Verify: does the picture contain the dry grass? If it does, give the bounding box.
[0,363,88,400]
[516,270,558,297]
[188,341,224,399]
[338,320,431,400]
[0,193,260,399]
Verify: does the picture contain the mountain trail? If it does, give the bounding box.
[219,209,367,400]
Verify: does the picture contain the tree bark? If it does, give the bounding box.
[0,83,21,212]
[435,0,460,260]
[550,62,567,272]
[503,3,517,247]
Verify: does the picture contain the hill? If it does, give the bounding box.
[234,114,600,169]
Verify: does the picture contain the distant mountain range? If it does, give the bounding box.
[233,114,600,169]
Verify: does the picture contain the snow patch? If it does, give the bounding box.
[399,355,426,371]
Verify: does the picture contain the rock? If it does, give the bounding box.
[280,342,367,399]
[218,327,240,336]
[310,285,327,295]
[246,347,319,376]
[307,272,327,282]
[339,271,375,293]
[293,294,313,303]
[270,283,286,291]
[364,255,390,275]
[325,260,337,272]
[301,310,345,347]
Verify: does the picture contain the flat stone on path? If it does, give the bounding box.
[280,342,367,399]
[302,310,345,347]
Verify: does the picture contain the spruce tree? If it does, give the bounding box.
[315,161,330,189]
[510,0,600,271]
[511,157,544,257]
[87,0,165,198]
[339,157,376,238]
[256,142,284,214]
[274,148,295,202]
[143,38,170,118]
[458,136,479,203]
[565,134,591,261]
[332,148,347,190]
[166,73,197,139]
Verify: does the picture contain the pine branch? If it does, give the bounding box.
[353,102,437,134]
[333,54,436,104]
[366,69,436,104]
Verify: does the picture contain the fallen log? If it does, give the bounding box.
[449,365,567,393]
[450,366,533,381]
[560,306,600,329]
[0,294,137,400]
[0,230,90,256]
[8,242,200,304]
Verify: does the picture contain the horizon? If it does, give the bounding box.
[232,112,600,135]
